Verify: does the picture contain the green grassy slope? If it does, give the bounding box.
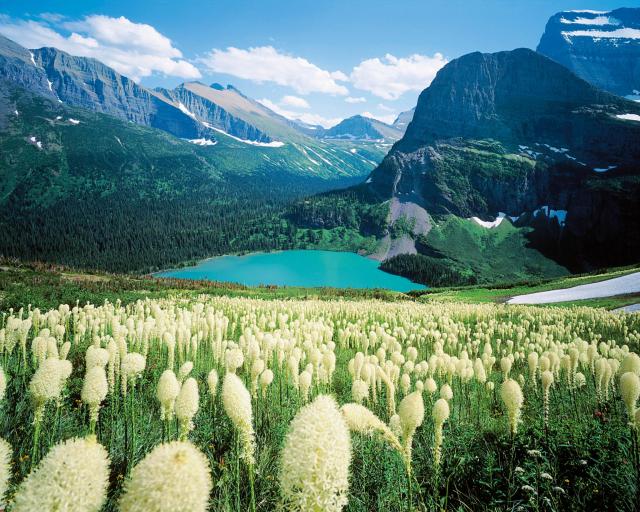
[0,84,392,272]
[1,261,636,313]
[421,215,568,283]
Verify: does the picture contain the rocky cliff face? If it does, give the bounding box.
[537,8,640,97]
[32,47,204,139]
[27,47,281,142]
[366,48,640,270]
[392,108,414,131]
[0,36,56,102]
[156,84,271,142]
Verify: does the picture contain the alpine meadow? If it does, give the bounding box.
[0,2,640,512]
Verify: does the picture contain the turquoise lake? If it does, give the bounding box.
[156,250,426,292]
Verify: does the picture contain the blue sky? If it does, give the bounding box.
[0,0,629,126]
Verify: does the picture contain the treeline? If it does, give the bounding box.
[287,186,388,236]
[380,254,477,287]
[0,175,355,274]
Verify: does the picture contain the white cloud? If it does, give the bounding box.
[377,103,394,112]
[63,15,181,57]
[258,98,342,128]
[351,52,447,100]
[0,15,201,82]
[38,13,66,23]
[362,111,397,125]
[345,96,366,104]
[280,95,310,109]
[198,46,348,95]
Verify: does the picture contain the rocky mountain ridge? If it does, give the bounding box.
[314,115,403,142]
[297,48,640,275]
[537,8,640,97]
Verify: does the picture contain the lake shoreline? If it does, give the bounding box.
[154,249,427,292]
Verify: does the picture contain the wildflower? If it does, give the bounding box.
[432,398,450,469]
[541,370,554,428]
[207,369,219,401]
[0,367,6,401]
[540,472,553,480]
[156,370,180,421]
[250,359,265,397]
[0,438,11,503]
[259,369,274,398]
[397,389,423,470]
[515,466,524,474]
[351,379,369,404]
[222,373,255,465]
[121,352,146,396]
[389,414,402,439]
[501,379,524,435]
[177,361,193,383]
[12,436,109,512]
[299,370,312,402]
[620,372,640,424]
[425,377,437,395]
[81,366,108,432]
[521,485,535,493]
[620,353,640,376]
[86,346,109,369]
[175,377,199,440]
[340,403,403,455]
[225,348,244,373]
[119,441,212,512]
[29,358,69,425]
[440,383,453,401]
[280,395,351,512]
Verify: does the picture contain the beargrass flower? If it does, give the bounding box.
[222,373,255,465]
[280,395,351,512]
[156,370,180,422]
[175,377,199,440]
[501,379,524,435]
[12,436,109,512]
[119,441,212,512]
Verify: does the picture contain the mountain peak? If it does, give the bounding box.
[537,7,640,96]
[400,47,622,152]
[321,114,402,142]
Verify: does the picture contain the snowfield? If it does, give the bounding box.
[508,272,640,304]
[614,303,640,314]
[470,212,506,228]
[617,114,640,122]
[186,138,217,146]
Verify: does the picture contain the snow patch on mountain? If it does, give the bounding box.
[176,102,197,120]
[560,15,618,26]
[68,118,80,125]
[470,212,506,228]
[207,125,284,147]
[563,28,640,39]
[593,165,618,173]
[568,10,607,14]
[28,136,42,149]
[508,271,640,304]
[185,138,217,146]
[294,145,319,165]
[617,113,640,122]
